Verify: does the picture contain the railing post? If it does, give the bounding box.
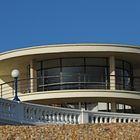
[79,110,89,124]
[72,115,76,124]
[16,102,24,124]
[95,117,98,123]
[104,117,107,123]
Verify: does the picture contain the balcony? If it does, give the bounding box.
[0,75,140,99]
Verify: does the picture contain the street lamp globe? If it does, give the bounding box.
[11,69,20,78]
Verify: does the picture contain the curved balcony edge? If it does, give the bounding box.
[5,89,140,103]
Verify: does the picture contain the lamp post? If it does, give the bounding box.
[11,69,20,101]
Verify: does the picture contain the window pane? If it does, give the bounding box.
[46,77,60,84]
[86,58,107,66]
[61,84,79,90]
[116,60,123,68]
[37,70,42,77]
[43,59,60,69]
[62,67,84,75]
[46,68,60,76]
[124,77,130,86]
[62,58,84,67]
[62,67,84,83]
[116,69,123,76]
[115,60,132,90]
[124,61,131,72]
[124,70,130,77]
[47,85,60,91]
[86,67,106,82]
[62,75,84,83]
[116,77,123,85]
[37,77,43,86]
[36,61,42,70]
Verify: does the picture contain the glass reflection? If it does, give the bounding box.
[37,58,109,91]
[116,60,132,90]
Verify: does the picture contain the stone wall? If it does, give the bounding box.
[0,123,140,140]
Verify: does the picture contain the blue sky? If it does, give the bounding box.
[0,0,140,52]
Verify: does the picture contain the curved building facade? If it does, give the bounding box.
[0,44,140,113]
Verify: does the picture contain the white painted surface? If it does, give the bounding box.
[0,98,140,125]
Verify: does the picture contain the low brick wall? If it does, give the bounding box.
[0,123,140,140]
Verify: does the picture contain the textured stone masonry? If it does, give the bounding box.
[0,123,140,140]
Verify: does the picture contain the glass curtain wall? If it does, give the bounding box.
[36,58,109,91]
[116,59,132,90]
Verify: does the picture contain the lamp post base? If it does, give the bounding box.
[13,96,20,101]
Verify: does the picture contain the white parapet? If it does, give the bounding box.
[0,98,140,125]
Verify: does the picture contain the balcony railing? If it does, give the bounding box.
[0,75,140,99]
[0,98,140,125]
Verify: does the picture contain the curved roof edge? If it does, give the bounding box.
[0,43,140,56]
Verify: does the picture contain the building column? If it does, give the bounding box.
[109,56,116,90]
[30,59,37,92]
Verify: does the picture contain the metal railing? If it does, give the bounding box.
[0,75,140,99]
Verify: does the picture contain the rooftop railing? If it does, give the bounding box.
[0,75,140,99]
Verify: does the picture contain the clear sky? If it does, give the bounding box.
[0,0,140,52]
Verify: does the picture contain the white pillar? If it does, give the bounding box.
[104,117,108,123]
[80,110,89,124]
[119,118,122,123]
[73,115,77,124]
[95,117,98,124]
[109,56,116,90]
[30,60,36,92]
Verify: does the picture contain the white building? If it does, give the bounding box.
[0,44,140,114]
